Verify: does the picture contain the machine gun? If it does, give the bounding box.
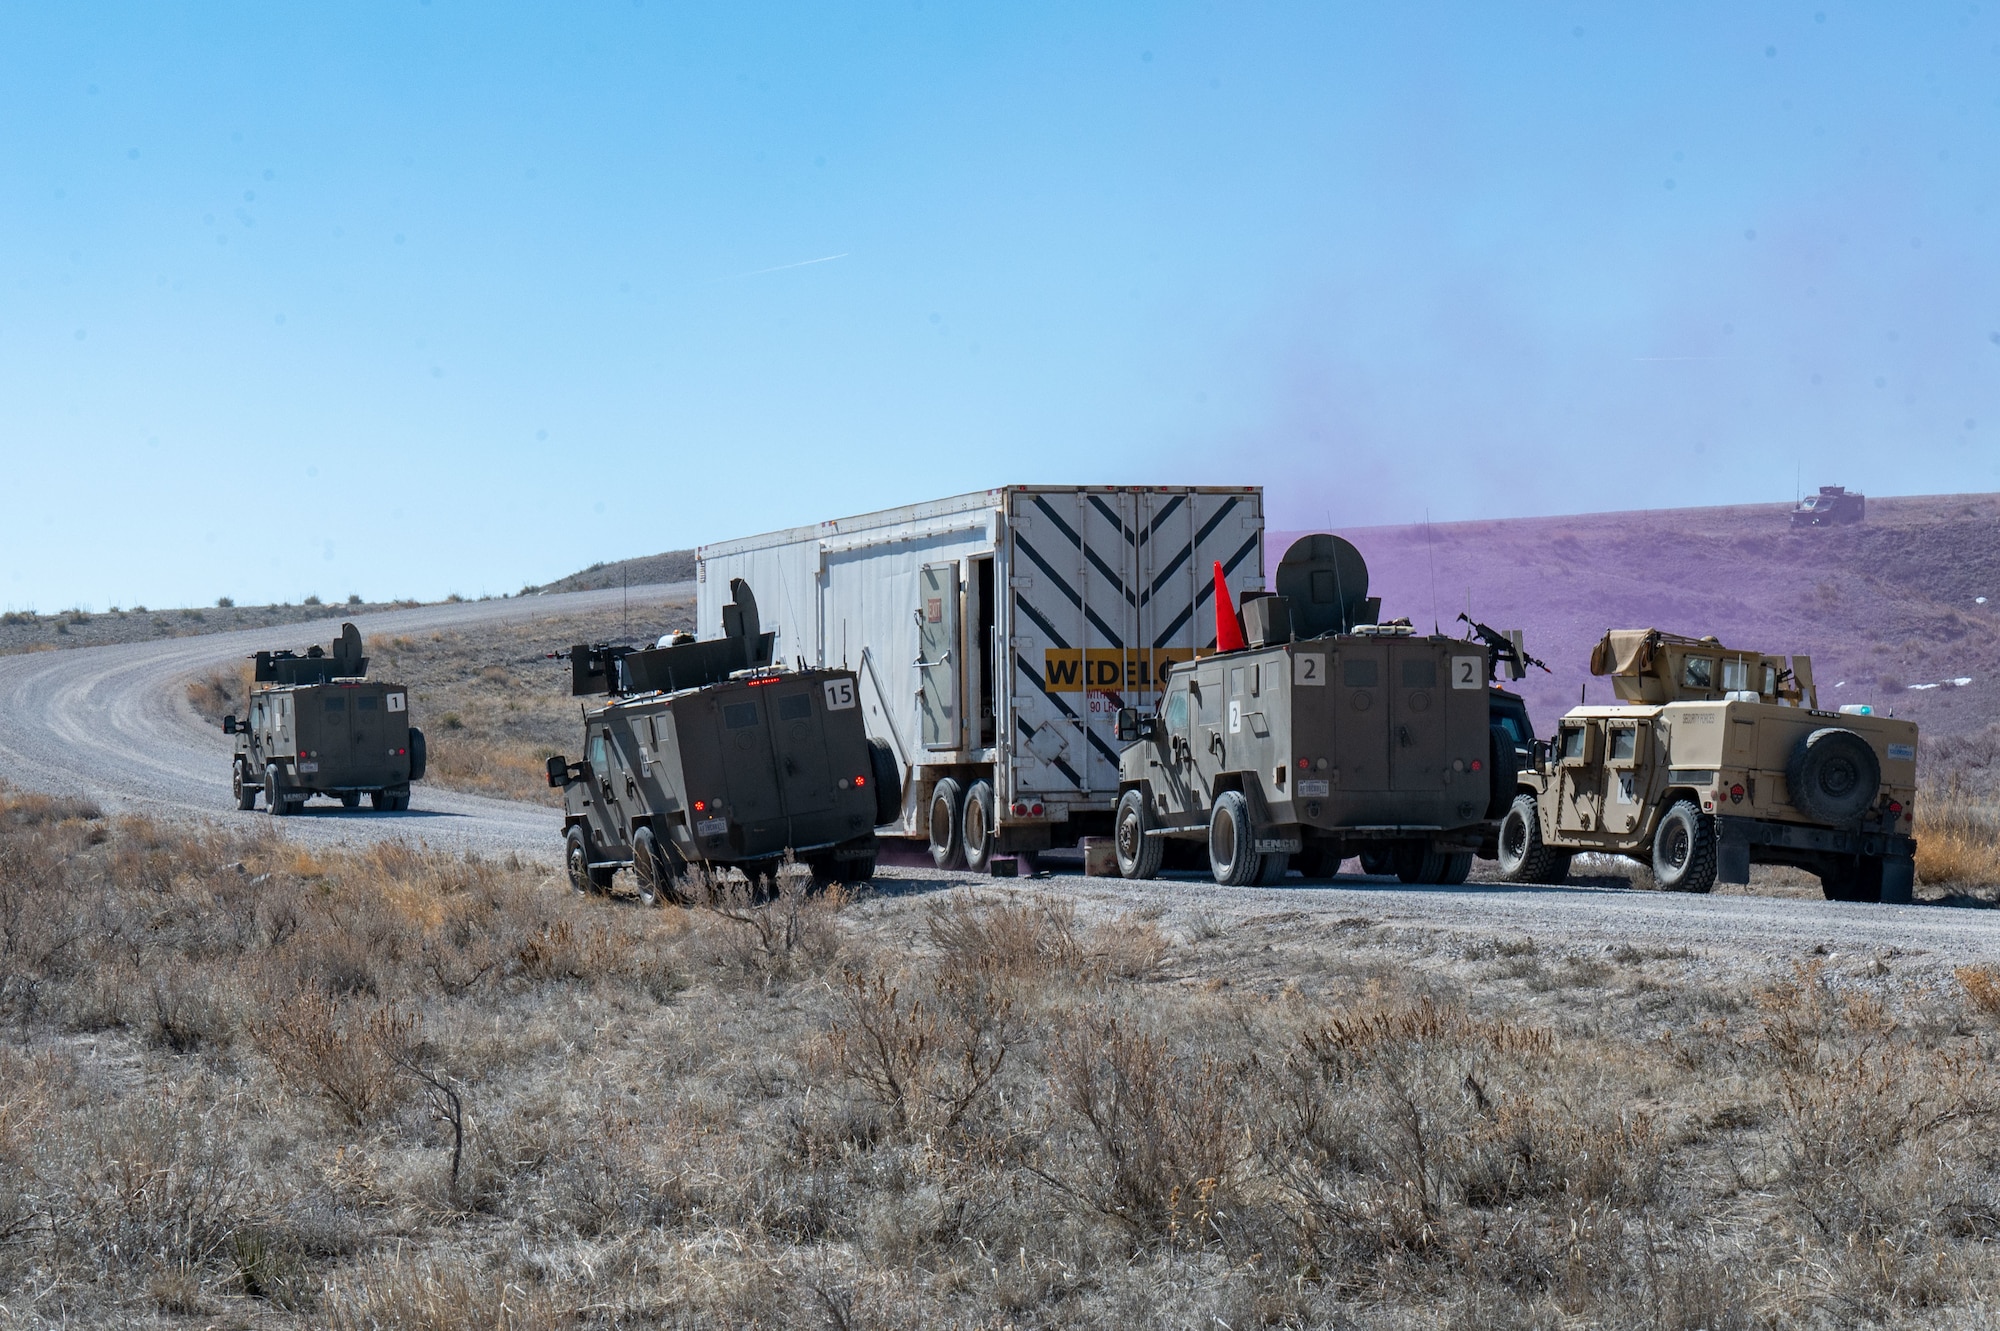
[1456,613,1549,683]
[555,579,775,697]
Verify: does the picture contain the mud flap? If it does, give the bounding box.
[1716,818,1752,885]
[1880,855,1915,906]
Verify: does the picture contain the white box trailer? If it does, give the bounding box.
[696,486,1265,869]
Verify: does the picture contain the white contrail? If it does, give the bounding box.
[731,252,849,279]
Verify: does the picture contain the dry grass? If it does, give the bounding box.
[1915,773,2000,888]
[10,784,2000,1326]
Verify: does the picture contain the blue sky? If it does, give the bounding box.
[3,3,1996,609]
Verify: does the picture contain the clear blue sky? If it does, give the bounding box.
[4,3,1995,610]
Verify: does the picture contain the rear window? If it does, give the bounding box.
[724,702,760,730]
[1343,659,1378,688]
[776,694,813,722]
[1494,714,1527,744]
[1401,659,1437,689]
[357,695,378,711]
[324,696,346,713]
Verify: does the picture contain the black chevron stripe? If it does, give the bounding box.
[1089,494,1133,547]
[1141,493,1184,548]
[1154,531,1261,648]
[1016,718,1083,789]
[1014,534,1081,609]
[1031,495,1082,550]
[1014,596,1071,651]
[1016,654,1078,718]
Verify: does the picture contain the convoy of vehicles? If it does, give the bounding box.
[220,622,426,813]
[201,487,1929,909]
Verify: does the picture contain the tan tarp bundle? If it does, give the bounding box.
[1589,629,1663,677]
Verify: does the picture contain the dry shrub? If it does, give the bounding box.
[184,663,250,724]
[250,989,420,1126]
[1957,964,2000,1016]
[0,786,102,829]
[324,1251,570,1331]
[426,733,557,806]
[1042,1010,1255,1243]
[826,967,1023,1134]
[1914,775,2000,887]
[693,874,845,981]
[926,892,1168,984]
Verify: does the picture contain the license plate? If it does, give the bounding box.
[696,817,727,837]
[296,762,319,774]
[1297,779,1330,797]
[1887,744,1915,762]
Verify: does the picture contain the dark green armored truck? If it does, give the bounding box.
[548,580,899,904]
[1111,535,1516,886]
[222,623,427,814]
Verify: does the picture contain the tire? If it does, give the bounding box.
[633,827,689,907]
[928,777,965,870]
[1255,851,1291,886]
[370,789,390,811]
[1496,794,1570,885]
[233,763,258,811]
[1358,846,1394,877]
[1652,800,1718,894]
[1484,725,1521,820]
[867,740,902,827]
[1115,789,1164,880]
[407,727,428,783]
[1294,840,1343,880]
[1207,790,1263,887]
[1786,728,1879,824]
[961,780,996,874]
[565,827,595,895]
[265,765,290,817]
[845,855,878,883]
[340,792,361,810]
[1436,851,1474,885]
[1394,841,1450,884]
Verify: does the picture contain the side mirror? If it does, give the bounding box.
[546,754,570,788]
[1530,738,1551,770]
[1115,707,1140,742]
[222,714,238,735]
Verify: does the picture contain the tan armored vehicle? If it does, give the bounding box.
[222,623,426,814]
[1498,629,1917,902]
[1112,535,1512,886]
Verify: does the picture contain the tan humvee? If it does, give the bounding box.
[1498,629,1917,903]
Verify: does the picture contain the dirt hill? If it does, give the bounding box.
[530,550,697,596]
[1271,490,2000,742]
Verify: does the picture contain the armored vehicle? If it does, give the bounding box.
[548,580,898,904]
[1792,485,1866,527]
[1112,534,1515,887]
[221,623,427,814]
[1497,629,1917,902]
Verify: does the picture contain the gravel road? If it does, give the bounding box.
[4,582,1995,968]
[0,585,690,858]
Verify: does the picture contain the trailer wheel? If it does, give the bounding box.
[1115,789,1163,880]
[265,765,291,817]
[1497,794,1570,884]
[928,777,965,869]
[1207,791,1263,887]
[1652,800,1718,893]
[233,762,258,811]
[960,780,997,874]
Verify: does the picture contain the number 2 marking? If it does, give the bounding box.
[1293,654,1324,686]
[822,679,857,710]
[1451,657,1482,690]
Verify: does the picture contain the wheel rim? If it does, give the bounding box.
[929,794,954,852]
[1500,813,1527,865]
[1212,812,1236,867]
[965,799,987,855]
[1661,822,1689,871]
[1117,808,1142,862]
[1820,757,1858,799]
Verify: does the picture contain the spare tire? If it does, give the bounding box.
[1787,728,1878,824]
[866,739,902,827]
[407,726,429,783]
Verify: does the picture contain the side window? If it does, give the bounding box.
[1229,666,1245,697]
[1683,657,1714,689]
[1495,714,1526,744]
[1164,690,1189,733]
[1560,727,1587,760]
[1720,659,1747,691]
[1609,728,1637,761]
[589,733,607,772]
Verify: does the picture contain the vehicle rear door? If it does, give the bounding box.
[1335,639,1388,791]
[350,687,393,784]
[716,692,785,829]
[1388,642,1443,793]
[765,681,836,818]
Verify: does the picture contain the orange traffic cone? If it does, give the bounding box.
[1212,561,1247,653]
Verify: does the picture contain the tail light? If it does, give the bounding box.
[1889,800,1904,814]
[1471,759,1482,772]
[694,799,706,812]
[854,775,866,787]
[1031,802,1043,816]
[1730,783,1745,802]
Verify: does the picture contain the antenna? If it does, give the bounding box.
[1425,509,1441,635]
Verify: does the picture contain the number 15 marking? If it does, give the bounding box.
[822,678,857,710]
